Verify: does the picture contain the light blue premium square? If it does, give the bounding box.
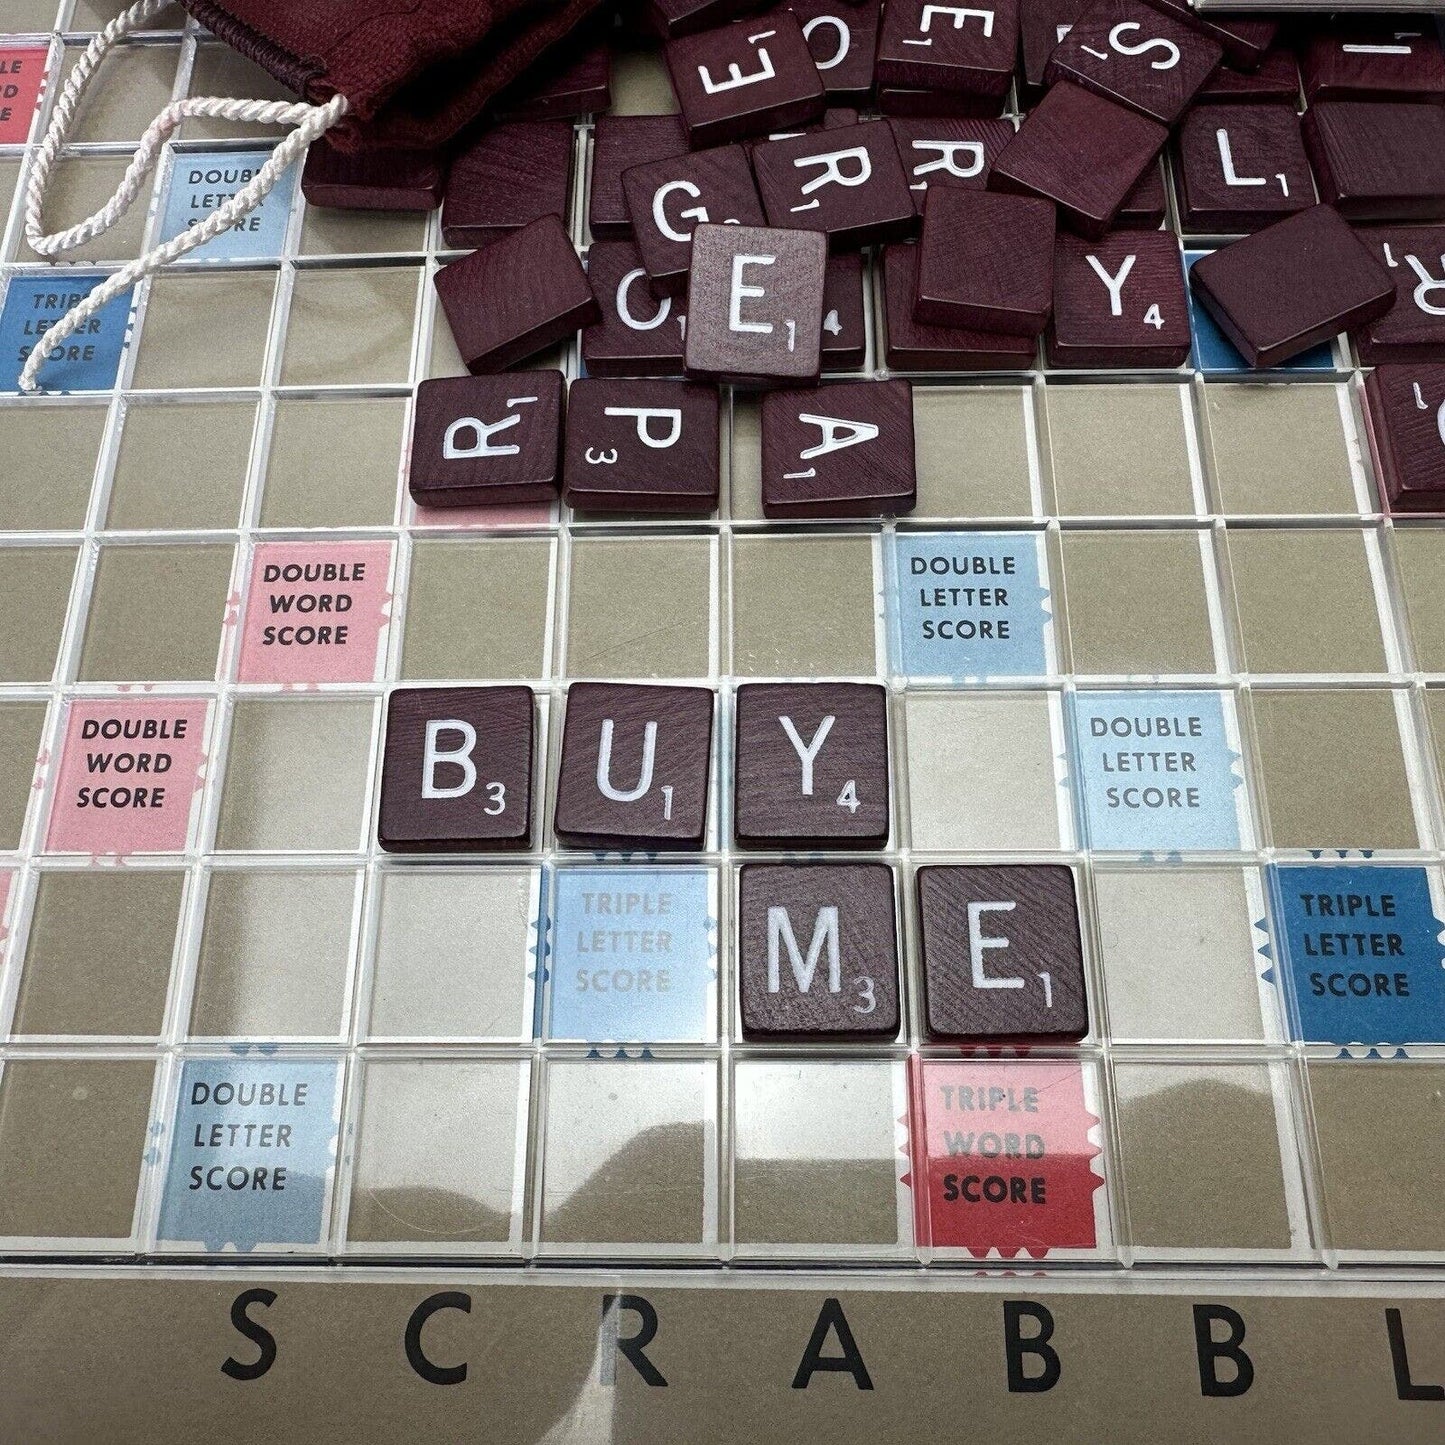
[159,149,296,261]
[1069,690,1244,852]
[547,867,717,1044]
[158,1057,340,1251]
[1270,864,1445,1046]
[1184,251,1335,374]
[890,532,1050,681]
[0,273,133,392]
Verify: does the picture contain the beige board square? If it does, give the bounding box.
[0,545,76,681]
[261,396,403,529]
[905,691,1063,851]
[1203,383,1360,515]
[12,869,182,1036]
[402,538,552,680]
[731,534,876,677]
[1225,528,1387,675]
[10,155,152,265]
[1249,688,1420,850]
[130,271,276,391]
[368,869,535,1038]
[1307,1060,1445,1252]
[609,48,680,115]
[1388,527,1445,673]
[0,702,45,849]
[215,699,374,852]
[426,302,568,379]
[1113,1062,1295,1253]
[541,1058,712,1247]
[914,386,1033,520]
[182,44,300,139]
[63,42,178,144]
[1093,868,1266,1042]
[0,1058,154,1239]
[78,543,232,682]
[0,404,102,531]
[728,397,763,521]
[1060,529,1215,675]
[108,401,254,530]
[566,536,712,679]
[10,0,61,28]
[1045,383,1197,517]
[280,268,419,387]
[189,869,357,1037]
[299,203,428,258]
[733,1061,900,1248]
[347,1059,526,1246]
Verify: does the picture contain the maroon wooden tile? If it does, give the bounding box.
[665,14,826,147]
[379,687,534,853]
[916,186,1055,335]
[683,222,828,383]
[554,682,714,850]
[822,251,867,369]
[622,143,765,295]
[734,682,890,846]
[646,0,763,39]
[1364,364,1445,513]
[875,0,1019,109]
[989,82,1166,238]
[494,40,611,120]
[301,142,444,212]
[881,243,1036,370]
[738,863,900,1041]
[1303,23,1445,104]
[590,115,689,241]
[408,372,564,507]
[760,379,916,517]
[876,85,1006,119]
[753,120,915,249]
[742,104,861,159]
[562,377,720,513]
[1194,47,1301,105]
[441,121,573,249]
[1044,0,1221,126]
[889,117,1013,211]
[1353,226,1445,364]
[1115,160,1166,229]
[917,864,1088,1042]
[1302,102,1445,223]
[582,240,689,375]
[786,0,881,101]
[1047,229,1190,368]
[1136,0,1274,70]
[1173,105,1315,235]
[1188,204,1394,368]
[434,214,600,374]
[1020,0,1089,95]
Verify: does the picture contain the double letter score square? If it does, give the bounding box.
[379,687,535,852]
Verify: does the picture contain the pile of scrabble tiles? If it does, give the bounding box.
[301,4,1445,518]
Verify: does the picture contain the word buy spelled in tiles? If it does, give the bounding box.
[300,142,444,211]
[684,222,827,383]
[441,121,573,248]
[622,143,764,297]
[665,14,825,148]
[1188,204,1394,368]
[738,863,900,1039]
[916,187,1055,335]
[990,81,1167,238]
[1047,229,1191,368]
[752,120,916,250]
[733,682,890,847]
[1365,363,1445,514]
[379,687,534,852]
[1173,105,1316,235]
[760,378,916,517]
[1302,23,1445,103]
[562,378,720,513]
[874,0,1020,115]
[1354,226,1445,364]
[581,241,688,376]
[1045,0,1222,126]
[434,213,599,373]
[408,371,563,507]
[1302,102,1445,223]
[554,682,714,850]
[917,865,1088,1041]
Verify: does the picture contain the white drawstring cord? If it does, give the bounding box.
[18,0,349,394]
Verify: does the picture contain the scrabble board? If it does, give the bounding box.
[1,3,1445,1440]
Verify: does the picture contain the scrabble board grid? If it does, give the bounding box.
[0,3,1441,1290]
